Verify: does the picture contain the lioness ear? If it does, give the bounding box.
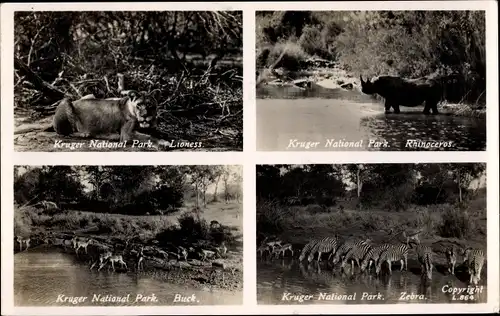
[126,90,140,100]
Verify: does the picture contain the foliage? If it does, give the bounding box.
[13,165,242,216]
[257,163,486,210]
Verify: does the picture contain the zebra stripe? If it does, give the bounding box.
[463,248,485,285]
[360,243,392,273]
[341,243,372,272]
[331,239,369,265]
[416,245,433,280]
[299,239,320,261]
[307,236,339,262]
[375,243,410,276]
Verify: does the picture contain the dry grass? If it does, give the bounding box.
[257,195,486,248]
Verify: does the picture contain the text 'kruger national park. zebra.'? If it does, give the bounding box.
[256,163,487,305]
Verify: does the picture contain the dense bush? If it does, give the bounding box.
[256,11,485,105]
[438,208,472,238]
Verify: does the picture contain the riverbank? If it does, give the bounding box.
[257,59,486,119]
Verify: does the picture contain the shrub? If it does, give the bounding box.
[437,208,471,238]
[256,200,289,234]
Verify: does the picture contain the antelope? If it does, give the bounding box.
[75,238,93,255]
[215,242,228,258]
[136,246,145,272]
[91,250,113,270]
[200,249,216,261]
[266,240,283,252]
[401,229,422,247]
[16,236,30,251]
[178,246,188,261]
[99,254,128,272]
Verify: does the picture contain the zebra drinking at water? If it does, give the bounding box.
[463,248,485,285]
[331,238,370,265]
[375,243,410,276]
[307,236,339,263]
[414,244,433,280]
[341,242,372,273]
[360,243,392,273]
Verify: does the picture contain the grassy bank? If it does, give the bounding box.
[15,201,243,291]
[257,194,486,256]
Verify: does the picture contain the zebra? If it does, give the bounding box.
[273,243,294,259]
[415,245,433,280]
[360,243,392,273]
[463,248,485,285]
[307,236,339,263]
[375,243,410,276]
[445,246,457,275]
[341,242,372,273]
[331,239,370,265]
[298,239,320,261]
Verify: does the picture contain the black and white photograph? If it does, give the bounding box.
[256,11,486,151]
[13,165,243,306]
[13,11,243,152]
[256,163,487,304]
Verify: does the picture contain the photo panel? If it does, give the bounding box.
[256,163,487,304]
[255,11,487,152]
[13,11,243,152]
[13,165,243,306]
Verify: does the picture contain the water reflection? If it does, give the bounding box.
[257,259,487,305]
[14,248,242,306]
[256,84,486,151]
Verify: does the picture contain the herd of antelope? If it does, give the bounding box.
[257,231,485,286]
[15,232,229,274]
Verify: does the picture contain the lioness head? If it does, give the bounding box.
[126,90,158,129]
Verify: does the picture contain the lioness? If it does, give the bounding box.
[53,90,168,145]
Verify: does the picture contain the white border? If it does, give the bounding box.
[1,1,499,315]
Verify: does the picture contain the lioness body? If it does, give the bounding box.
[360,75,442,115]
[53,91,162,144]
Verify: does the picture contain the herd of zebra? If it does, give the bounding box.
[257,235,485,285]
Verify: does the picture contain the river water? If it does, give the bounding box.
[14,248,242,306]
[257,259,487,305]
[256,83,486,151]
